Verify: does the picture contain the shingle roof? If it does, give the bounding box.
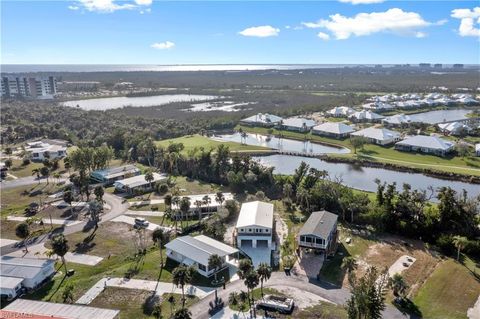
[3,299,119,319]
[396,135,455,151]
[165,235,238,266]
[351,127,400,141]
[282,117,316,129]
[236,201,274,229]
[299,211,338,239]
[313,122,355,135]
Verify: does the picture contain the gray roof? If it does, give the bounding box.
[165,235,238,266]
[241,113,283,124]
[0,256,54,268]
[0,276,23,289]
[396,135,455,151]
[91,165,140,179]
[113,173,167,189]
[1,264,46,279]
[299,211,338,239]
[236,201,274,229]
[351,127,400,141]
[3,299,120,319]
[282,117,316,129]
[313,122,355,135]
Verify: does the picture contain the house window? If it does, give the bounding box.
[198,263,206,271]
[248,228,252,232]
[315,238,324,245]
[305,237,312,243]
[33,153,39,157]
[300,236,306,242]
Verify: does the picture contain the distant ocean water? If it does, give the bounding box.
[2,64,477,73]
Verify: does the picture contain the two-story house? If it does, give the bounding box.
[298,210,338,256]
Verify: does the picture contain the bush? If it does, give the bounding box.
[436,234,455,257]
[22,158,31,166]
[156,183,169,195]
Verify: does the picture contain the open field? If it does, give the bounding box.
[156,134,272,154]
[237,125,480,176]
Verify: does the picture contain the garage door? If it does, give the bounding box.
[241,239,253,248]
[257,240,269,248]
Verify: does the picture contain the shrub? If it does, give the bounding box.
[22,158,31,166]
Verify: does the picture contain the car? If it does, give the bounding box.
[134,217,149,228]
[256,295,294,314]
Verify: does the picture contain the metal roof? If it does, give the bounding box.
[165,235,238,266]
[396,135,455,151]
[299,210,338,239]
[0,256,54,268]
[351,127,400,141]
[313,122,355,135]
[3,299,119,319]
[1,264,46,279]
[282,117,317,128]
[114,173,167,189]
[236,201,273,229]
[0,276,23,289]
[91,165,140,179]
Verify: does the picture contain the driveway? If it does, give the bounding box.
[240,246,272,268]
[293,250,324,279]
[0,176,67,190]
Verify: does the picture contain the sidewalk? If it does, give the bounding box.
[7,216,83,226]
[125,210,165,217]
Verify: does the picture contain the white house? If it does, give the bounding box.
[438,122,471,136]
[0,276,23,300]
[326,106,355,117]
[90,165,141,184]
[362,102,395,111]
[476,144,480,156]
[281,117,316,132]
[165,235,238,277]
[395,135,455,157]
[312,122,355,139]
[240,113,283,127]
[235,201,273,249]
[351,127,401,145]
[113,173,167,194]
[349,110,384,122]
[25,141,67,161]
[382,113,412,126]
[171,193,234,216]
[298,211,338,256]
[0,256,55,290]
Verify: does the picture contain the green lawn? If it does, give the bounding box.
[156,134,272,154]
[237,125,480,176]
[414,259,480,319]
[297,302,348,319]
[172,176,229,195]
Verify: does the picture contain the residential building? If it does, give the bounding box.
[0,276,23,300]
[395,135,455,156]
[165,235,238,277]
[0,256,55,290]
[240,113,283,127]
[351,127,401,145]
[298,211,338,256]
[90,165,141,184]
[362,101,395,111]
[382,113,412,126]
[312,122,355,139]
[281,117,316,132]
[438,122,471,136]
[25,141,67,161]
[236,201,274,249]
[58,81,100,91]
[1,76,57,99]
[113,173,167,194]
[326,106,355,117]
[171,193,234,216]
[2,299,119,319]
[349,110,384,122]
[476,144,480,156]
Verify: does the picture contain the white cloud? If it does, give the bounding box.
[73,0,151,13]
[317,32,330,40]
[239,25,280,37]
[415,32,427,38]
[304,8,431,40]
[451,7,480,37]
[151,41,175,50]
[339,0,384,4]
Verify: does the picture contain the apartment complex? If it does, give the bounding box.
[1,75,57,99]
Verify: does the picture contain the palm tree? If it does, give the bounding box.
[388,273,408,301]
[202,195,211,214]
[244,271,260,318]
[164,194,172,209]
[152,300,162,319]
[94,185,104,202]
[167,294,176,315]
[296,187,310,211]
[32,168,41,184]
[237,259,253,280]
[51,234,69,274]
[453,235,468,261]
[215,192,225,207]
[173,308,192,319]
[171,196,180,231]
[256,262,272,297]
[194,200,203,221]
[88,200,102,230]
[341,256,358,274]
[208,254,224,283]
[179,197,191,229]
[15,222,30,252]
[145,170,155,192]
[152,227,169,267]
[63,190,74,216]
[172,265,195,309]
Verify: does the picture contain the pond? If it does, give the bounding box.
[62,94,220,111]
[212,132,350,154]
[409,109,472,124]
[253,154,480,198]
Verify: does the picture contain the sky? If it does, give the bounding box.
[1,0,480,64]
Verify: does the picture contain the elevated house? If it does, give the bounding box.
[281,117,316,132]
[240,113,283,128]
[165,235,238,277]
[90,165,141,185]
[298,211,338,256]
[113,173,167,194]
[312,122,355,139]
[351,127,401,145]
[395,135,455,157]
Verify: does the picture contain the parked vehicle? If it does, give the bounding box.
[256,295,294,314]
[134,217,149,228]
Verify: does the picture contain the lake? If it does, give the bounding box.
[254,154,480,198]
[409,109,471,124]
[62,94,219,111]
[212,132,350,154]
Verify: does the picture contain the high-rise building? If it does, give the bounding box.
[0,75,57,99]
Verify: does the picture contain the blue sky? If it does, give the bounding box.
[1,0,479,64]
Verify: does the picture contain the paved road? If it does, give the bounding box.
[0,176,60,189]
[189,272,409,319]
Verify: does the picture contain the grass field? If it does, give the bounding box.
[156,134,272,154]
[414,259,480,319]
[237,125,480,176]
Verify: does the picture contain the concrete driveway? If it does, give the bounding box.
[293,250,324,279]
[240,246,272,268]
